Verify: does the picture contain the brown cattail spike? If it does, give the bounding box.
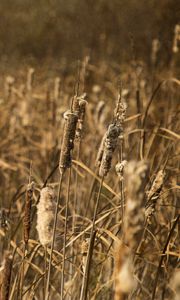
[76,94,88,140]
[23,182,34,244]
[1,252,13,300]
[99,124,121,177]
[59,110,78,174]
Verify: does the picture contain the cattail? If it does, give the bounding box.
[1,251,13,300]
[72,95,80,114]
[124,161,149,251]
[114,95,127,128]
[76,95,88,140]
[114,242,136,300]
[26,68,35,93]
[23,182,34,244]
[115,160,127,181]
[59,110,78,174]
[36,187,61,248]
[98,124,121,177]
[171,269,180,300]
[172,24,180,53]
[145,170,165,223]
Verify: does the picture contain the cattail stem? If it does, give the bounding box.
[80,176,104,300]
[45,172,63,300]
[61,167,71,300]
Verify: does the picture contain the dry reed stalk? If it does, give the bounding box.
[61,167,71,300]
[1,251,13,300]
[23,182,34,244]
[44,179,63,300]
[46,99,79,299]
[114,161,149,300]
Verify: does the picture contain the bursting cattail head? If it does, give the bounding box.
[59,110,78,174]
[24,181,34,244]
[114,90,127,127]
[124,161,149,250]
[1,251,13,300]
[115,160,127,181]
[36,187,61,248]
[98,123,121,177]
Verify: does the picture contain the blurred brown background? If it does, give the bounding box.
[0,0,178,64]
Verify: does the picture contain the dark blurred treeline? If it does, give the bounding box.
[0,0,178,63]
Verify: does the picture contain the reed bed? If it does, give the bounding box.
[0,48,179,300]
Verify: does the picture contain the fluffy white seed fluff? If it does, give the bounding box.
[36,187,61,248]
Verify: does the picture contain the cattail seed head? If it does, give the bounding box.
[98,124,121,177]
[36,187,61,248]
[1,251,13,300]
[76,95,88,140]
[59,110,78,174]
[115,160,127,181]
[24,181,34,244]
[114,242,136,300]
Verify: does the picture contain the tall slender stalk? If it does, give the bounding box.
[61,167,72,299]
[80,177,104,300]
[45,172,63,300]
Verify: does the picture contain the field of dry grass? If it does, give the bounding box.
[0,26,180,300]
